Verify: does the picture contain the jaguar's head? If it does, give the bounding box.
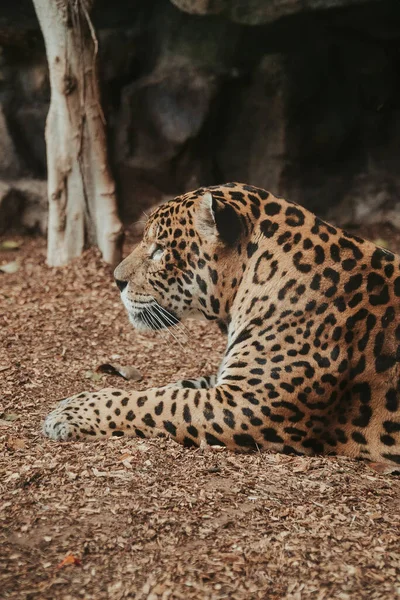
[113,189,245,331]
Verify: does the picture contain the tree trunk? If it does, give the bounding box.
[32,0,123,267]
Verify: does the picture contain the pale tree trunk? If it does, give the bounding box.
[32,0,123,267]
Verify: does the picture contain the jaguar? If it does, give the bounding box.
[43,183,400,465]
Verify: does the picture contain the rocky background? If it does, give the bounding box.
[0,0,399,235]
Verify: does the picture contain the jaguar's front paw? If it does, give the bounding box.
[43,392,100,441]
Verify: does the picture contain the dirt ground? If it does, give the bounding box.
[1,225,400,600]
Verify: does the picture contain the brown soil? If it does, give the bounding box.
[1,226,400,600]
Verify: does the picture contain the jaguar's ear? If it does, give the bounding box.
[196,192,242,246]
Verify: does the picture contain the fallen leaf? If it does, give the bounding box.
[56,554,82,569]
[24,382,39,389]
[6,437,26,450]
[366,462,400,475]
[0,365,11,373]
[292,459,310,473]
[0,240,21,250]
[96,362,142,381]
[0,260,19,274]
[368,512,383,520]
[119,452,132,462]
[92,467,108,477]
[84,370,103,382]
[0,412,19,422]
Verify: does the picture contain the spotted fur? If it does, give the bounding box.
[44,184,400,465]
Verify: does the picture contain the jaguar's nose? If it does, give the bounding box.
[115,279,128,292]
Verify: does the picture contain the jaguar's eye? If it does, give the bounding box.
[150,244,164,261]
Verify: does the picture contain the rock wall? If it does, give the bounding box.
[0,0,399,233]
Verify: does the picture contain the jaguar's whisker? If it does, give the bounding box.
[152,303,189,343]
[152,302,190,339]
[142,308,168,341]
[149,305,186,351]
[145,307,175,345]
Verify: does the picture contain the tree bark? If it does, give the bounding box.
[32,0,123,267]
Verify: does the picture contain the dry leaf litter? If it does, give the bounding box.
[1,227,400,600]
